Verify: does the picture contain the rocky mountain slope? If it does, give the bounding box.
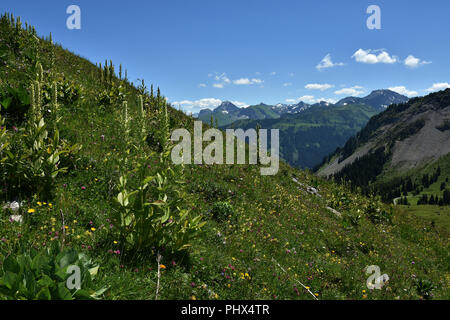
[317,89,450,178]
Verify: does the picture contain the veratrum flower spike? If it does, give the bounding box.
[36,62,43,83]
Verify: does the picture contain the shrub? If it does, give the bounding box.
[195,181,230,201]
[2,75,81,201]
[113,103,205,255]
[365,202,392,224]
[0,84,30,125]
[211,201,237,224]
[415,278,434,299]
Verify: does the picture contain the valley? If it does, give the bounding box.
[0,10,448,302]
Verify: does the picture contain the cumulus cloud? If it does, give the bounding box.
[352,49,398,64]
[215,73,231,84]
[404,55,432,68]
[283,82,292,87]
[426,82,450,92]
[208,72,264,87]
[198,83,207,88]
[316,97,337,104]
[334,86,365,96]
[233,78,264,85]
[171,98,248,112]
[231,101,250,108]
[172,98,222,110]
[388,86,418,97]
[316,54,344,71]
[305,83,334,91]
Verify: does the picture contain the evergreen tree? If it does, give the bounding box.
[443,189,450,205]
[428,195,435,205]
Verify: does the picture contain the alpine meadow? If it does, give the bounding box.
[0,1,449,305]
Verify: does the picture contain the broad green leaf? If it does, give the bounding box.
[57,283,73,300]
[37,275,54,288]
[3,271,20,290]
[3,256,20,273]
[36,286,51,300]
[57,249,78,269]
[90,286,109,300]
[88,266,99,278]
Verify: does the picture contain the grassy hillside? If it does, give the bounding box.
[0,13,448,300]
[389,154,450,231]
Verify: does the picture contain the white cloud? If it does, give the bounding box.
[388,86,418,97]
[171,98,250,112]
[305,83,334,91]
[288,72,295,77]
[232,78,264,85]
[215,73,231,84]
[352,49,398,64]
[299,95,316,103]
[426,82,450,92]
[172,98,222,111]
[251,78,264,84]
[208,72,265,87]
[231,101,250,108]
[198,83,207,88]
[316,97,338,104]
[233,78,252,85]
[270,72,277,76]
[334,86,365,96]
[283,82,292,87]
[404,55,431,68]
[316,54,344,71]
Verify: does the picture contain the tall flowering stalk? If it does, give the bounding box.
[36,61,44,83]
[138,95,146,141]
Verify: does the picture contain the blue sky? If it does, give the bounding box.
[1,0,449,113]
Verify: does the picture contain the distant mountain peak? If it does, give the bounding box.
[336,89,408,110]
[214,101,239,112]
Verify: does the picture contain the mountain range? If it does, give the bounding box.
[196,89,408,127]
[196,90,408,168]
